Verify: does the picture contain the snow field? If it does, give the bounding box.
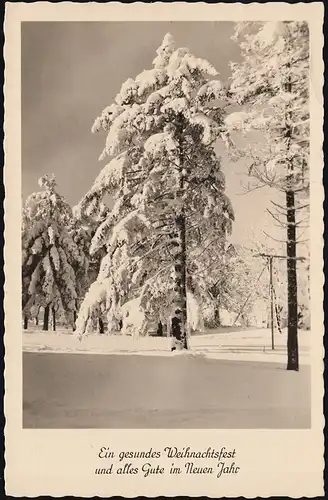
[23,327,310,365]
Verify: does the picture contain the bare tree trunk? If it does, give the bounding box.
[52,306,56,332]
[171,212,188,351]
[157,321,163,337]
[286,189,299,371]
[43,305,50,331]
[214,306,221,327]
[35,305,40,326]
[23,315,28,330]
[73,310,77,332]
[99,318,104,334]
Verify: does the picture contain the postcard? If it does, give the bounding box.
[4,2,324,496]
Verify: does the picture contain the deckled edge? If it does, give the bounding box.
[3,1,326,497]
[1,2,5,500]
[322,0,326,495]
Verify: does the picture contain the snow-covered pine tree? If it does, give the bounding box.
[228,21,309,370]
[69,204,109,330]
[76,33,234,349]
[22,175,81,330]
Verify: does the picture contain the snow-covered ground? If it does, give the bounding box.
[23,327,311,428]
[23,327,310,365]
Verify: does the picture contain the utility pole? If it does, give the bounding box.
[253,252,307,367]
[268,256,275,350]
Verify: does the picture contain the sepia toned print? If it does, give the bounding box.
[4,2,324,497]
[21,20,311,430]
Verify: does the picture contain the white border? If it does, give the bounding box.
[4,2,324,497]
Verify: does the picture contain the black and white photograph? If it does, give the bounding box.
[4,2,324,497]
[21,20,312,429]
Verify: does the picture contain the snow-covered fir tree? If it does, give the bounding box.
[76,33,235,349]
[69,203,109,330]
[228,21,309,370]
[22,174,81,330]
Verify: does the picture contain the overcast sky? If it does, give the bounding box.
[22,21,283,248]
